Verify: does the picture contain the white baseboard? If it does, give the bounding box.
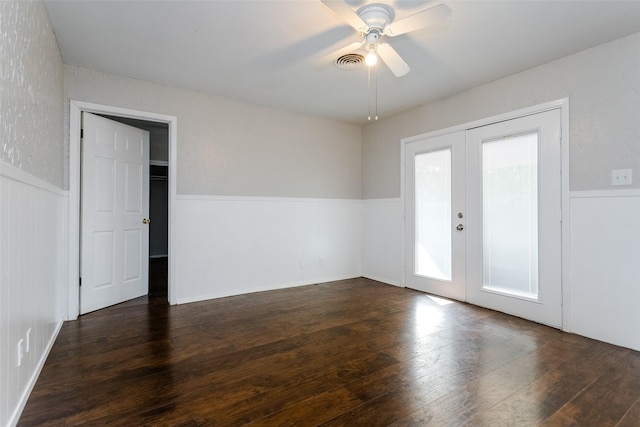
[175,274,360,305]
[362,274,403,287]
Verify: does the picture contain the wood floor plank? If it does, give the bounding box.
[390,327,597,426]
[18,270,640,426]
[388,388,492,427]
[246,387,363,427]
[210,352,398,426]
[617,398,640,427]
[540,350,640,426]
[463,340,630,427]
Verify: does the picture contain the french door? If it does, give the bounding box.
[405,109,562,327]
[404,131,466,301]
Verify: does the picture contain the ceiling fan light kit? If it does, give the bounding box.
[321,0,451,120]
[365,47,378,66]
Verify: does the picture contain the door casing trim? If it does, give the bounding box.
[67,100,178,319]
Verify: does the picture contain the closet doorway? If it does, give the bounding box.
[68,100,177,320]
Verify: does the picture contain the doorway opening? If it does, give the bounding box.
[67,101,177,320]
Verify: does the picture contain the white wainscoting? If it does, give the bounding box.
[174,195,362,304]
[570,189,640,351]
[0,163,66,427]
[361,198,403,286]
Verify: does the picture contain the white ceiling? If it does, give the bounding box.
[44,0,640,125]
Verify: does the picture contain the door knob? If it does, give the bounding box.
[142,218,151,224]
[456,224,464,231]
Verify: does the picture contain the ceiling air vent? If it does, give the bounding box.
[335,53,365,70]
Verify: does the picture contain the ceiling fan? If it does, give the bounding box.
[321,0,451,77]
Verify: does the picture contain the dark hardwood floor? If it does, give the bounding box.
[20,266,640,426]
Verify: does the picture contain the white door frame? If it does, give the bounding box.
[67,100,178,320]
[400,98,571,332]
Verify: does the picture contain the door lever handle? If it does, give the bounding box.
[142,218,151,224]
[456,224,464,231]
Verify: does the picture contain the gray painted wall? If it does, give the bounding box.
[362,31,640,198]
[64,66,362,199]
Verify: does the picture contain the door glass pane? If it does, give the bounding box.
[415,149,452,281]
[482,133,538,299]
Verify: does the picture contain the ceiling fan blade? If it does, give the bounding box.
[384,4,451,37]
[377,43,410,77]
[321,0,369,33]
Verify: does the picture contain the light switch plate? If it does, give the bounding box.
[612,169,632,186]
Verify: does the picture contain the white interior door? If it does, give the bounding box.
[466,109,562,327]
[81,112,150,314]
[405,131,466,300]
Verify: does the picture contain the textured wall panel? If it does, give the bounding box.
[0,166,65,427]
[361,198,402,286]
[0,0,64,188]
[570,191,640,351]
[174,196,362,304]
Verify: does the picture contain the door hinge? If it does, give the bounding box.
[79,277,82,287]
[80,128,84,139]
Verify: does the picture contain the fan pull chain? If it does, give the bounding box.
[368,65,372,121]
[374,63,378,121]
[368,63,378,121]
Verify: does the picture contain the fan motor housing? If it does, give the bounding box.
[356,3,394,30]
